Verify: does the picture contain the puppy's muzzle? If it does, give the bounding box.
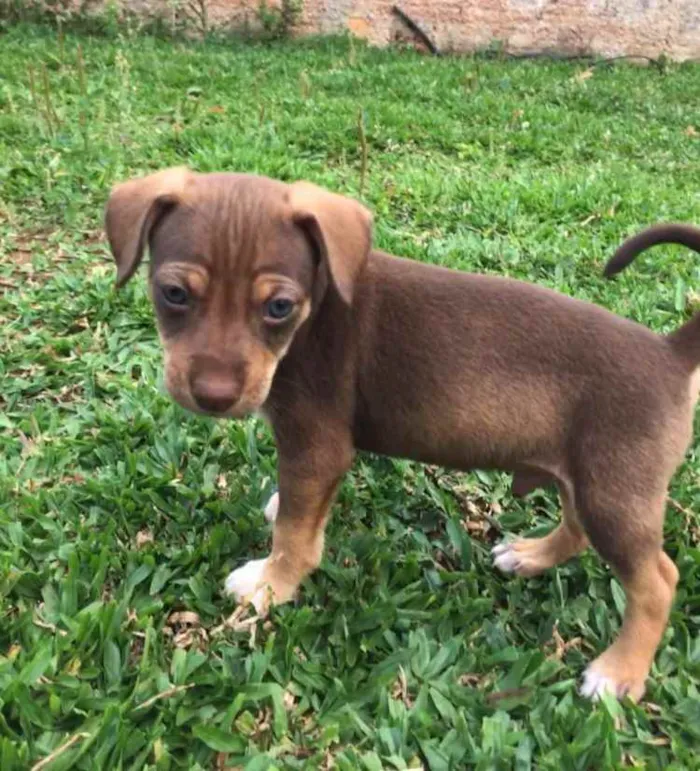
[189,357,246,415]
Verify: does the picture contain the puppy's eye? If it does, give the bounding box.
[161,284,189,307]
[264,297,295,322]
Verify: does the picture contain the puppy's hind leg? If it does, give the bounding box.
[577,490,677,702]
[493,482,589,577]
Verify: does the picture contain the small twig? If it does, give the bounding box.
[476,50,666,71]
[41,64,60,131]
[76,46,89,152]
[27,66,44,125]
[76,45,86,98]
[480,510,503,534]
[210,603,259,636]
[33,616,68,637]
[348,31,357,66]
[57,19,65,63]
[30,732,89,771]
[133,683,194,711]
[357,109,368,198]
[79,111,89,152]
[590,54,664,72]
[182,0,208,35]
[668,496,699,543]
[391,6,440,56]
[579,213,601,227]
[299,70,311,100]
[485,687,532,704]
[198,0,208,35]
[668,496,694,520]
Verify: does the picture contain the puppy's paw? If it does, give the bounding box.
[580,659,646,702]
[492,541,522,573]
[263,491,279,523]
[225,557,267,597]
[224,558,272,614]
[491,538,554,577]
[224,556,297,616]
[580,668,619,701]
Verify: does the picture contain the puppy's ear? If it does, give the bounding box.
[289,182,372,305]
[105,167,190,288]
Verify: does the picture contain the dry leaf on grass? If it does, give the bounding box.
[135,529,154,549]
[283,689,297,710]
[459,672,493,689]
[547,621,584,660]
[166,611,208,650]
[391,665,413,707]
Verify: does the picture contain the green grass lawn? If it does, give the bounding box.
[2,23,700,770]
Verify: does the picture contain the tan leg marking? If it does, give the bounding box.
[581,551,678,701]
[493,485,588,577]
[225,474,342,614]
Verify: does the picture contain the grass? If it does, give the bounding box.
[1,22,700,770]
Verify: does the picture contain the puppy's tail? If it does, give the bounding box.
[604,223,700,367]
[604,223,700,278]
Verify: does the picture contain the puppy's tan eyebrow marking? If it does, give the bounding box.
[251,275,302,305]
[157,262,210,296]
[250,263,299,282]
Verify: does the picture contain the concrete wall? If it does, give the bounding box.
[169,0,700,60]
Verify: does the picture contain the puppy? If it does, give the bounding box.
[105,169,699,702]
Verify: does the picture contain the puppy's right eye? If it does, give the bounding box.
[161,284,189,307]
[263,297,295,322]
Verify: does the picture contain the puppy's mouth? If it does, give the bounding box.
[175,394,255,418]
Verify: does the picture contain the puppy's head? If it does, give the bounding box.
[105,167,372,417]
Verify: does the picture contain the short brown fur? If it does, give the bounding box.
[105,169,700,702]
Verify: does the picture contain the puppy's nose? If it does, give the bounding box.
[190,373,241,414]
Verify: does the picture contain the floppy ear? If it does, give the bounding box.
[104,167,190,288]
[289,182,373,305]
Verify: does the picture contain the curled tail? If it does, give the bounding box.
[604,223,700,278]
[604,223,700,367]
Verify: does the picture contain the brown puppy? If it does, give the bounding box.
[105,169,699,702]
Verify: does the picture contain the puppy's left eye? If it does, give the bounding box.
[264,297,295,322]
[162,284,189,307]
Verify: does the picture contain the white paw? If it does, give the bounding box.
[491,541,522,573]
[580,661,645,702]
[224,558,271,613]
[580,665,617,701]
[264,491,279,523]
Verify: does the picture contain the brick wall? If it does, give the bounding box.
[158,0,700,60]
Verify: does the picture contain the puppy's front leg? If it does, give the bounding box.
[224,446,351,615]
[263,490,279,523]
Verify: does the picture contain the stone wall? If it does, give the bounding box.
[156,0,700,60]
